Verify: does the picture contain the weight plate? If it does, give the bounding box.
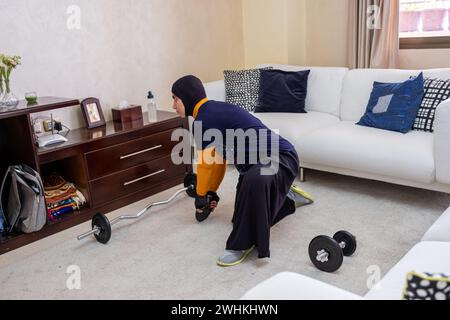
[333,231,357,256]
[92,213,112,244]
[184,173,197,198]
[308,236,343,273]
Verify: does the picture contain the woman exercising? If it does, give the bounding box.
[171,75,312,267]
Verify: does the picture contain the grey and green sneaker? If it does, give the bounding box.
[217,246,255,267]
[287,185,314,208]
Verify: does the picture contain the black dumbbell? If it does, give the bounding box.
[308,231,357,273]
[184,173,198,198]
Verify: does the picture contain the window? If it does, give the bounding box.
[400,0,450,49]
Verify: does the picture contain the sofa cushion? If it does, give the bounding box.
[435,99,450,185]
[256,69,310,113]
[250,111,340,152]
[299,121,435,184]
[365,241,450,300]
[204,80,226,102]
[241,272,363,300]
[224,67,272,112]
[413,78,450,133]
[257,64,348,117]
[422,207,450,243]
[357,73,425,134]
[341,68,450,122]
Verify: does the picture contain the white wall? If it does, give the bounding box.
[287,0,307,66]
[303,0,349,67]
[399,49,450,70]
[242,0,348,68]
[0,0,245,129]
[242,0,289,68]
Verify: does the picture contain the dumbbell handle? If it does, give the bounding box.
[316,250,329,262]
[316,242,346,262]
[77,227,101,241]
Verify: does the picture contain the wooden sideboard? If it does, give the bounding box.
[0,97,192,255]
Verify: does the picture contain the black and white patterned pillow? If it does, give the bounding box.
[223,67,272,112]
[413,77,450,132]
[403,272,450,300]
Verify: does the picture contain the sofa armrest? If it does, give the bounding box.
[434,98,450,184]
[241,272,363,300]
[422,206,450,242]
[204,80,225,102]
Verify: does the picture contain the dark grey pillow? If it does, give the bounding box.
[224,67,272,112]
[256,69,310,113]
[413,77,450,132]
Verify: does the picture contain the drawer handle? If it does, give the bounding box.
[120,145,163,160]
[123,169,166,186]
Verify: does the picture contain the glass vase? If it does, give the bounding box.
[0,79,4,107]
[2,79,19,108]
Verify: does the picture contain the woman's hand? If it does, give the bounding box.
[194,192,220,222]
[207,191,220,211]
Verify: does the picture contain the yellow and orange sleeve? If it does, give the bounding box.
[196,147,227,197]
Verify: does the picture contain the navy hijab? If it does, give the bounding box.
[172,75,207,117]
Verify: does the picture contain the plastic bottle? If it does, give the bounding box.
[147,91,157,122]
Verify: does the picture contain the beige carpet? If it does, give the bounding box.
[0,167,449,300]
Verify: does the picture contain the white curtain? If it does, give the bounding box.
[348,0,400,69]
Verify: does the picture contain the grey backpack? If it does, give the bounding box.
[0,165,46,234]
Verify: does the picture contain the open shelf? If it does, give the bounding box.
[40,154,90,199]
[40,153,91,222]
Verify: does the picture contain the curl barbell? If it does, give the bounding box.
[77,173,197,244]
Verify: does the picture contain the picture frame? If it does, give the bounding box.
[80,97,106,129]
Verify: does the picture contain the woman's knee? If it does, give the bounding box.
[243,168,274,189]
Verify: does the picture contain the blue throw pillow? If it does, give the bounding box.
[255,69,310,113]
[357,73,425,134]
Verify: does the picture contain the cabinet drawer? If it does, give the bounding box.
[86,129,179,179]
[90,156,186,207]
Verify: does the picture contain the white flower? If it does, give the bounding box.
[3,55,21,69]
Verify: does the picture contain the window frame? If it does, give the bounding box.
[400,36,450,49]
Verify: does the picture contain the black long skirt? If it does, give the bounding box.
[226,149,300,258]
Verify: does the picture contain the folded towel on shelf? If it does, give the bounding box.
[45,183,78,205]
[46,190,86,208]
[47,201,79,221]
[43,173,87,221]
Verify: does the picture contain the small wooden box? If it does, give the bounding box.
[112,105,143,123]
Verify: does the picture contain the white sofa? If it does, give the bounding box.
[204,64,450,193]
[241,206,450,300]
